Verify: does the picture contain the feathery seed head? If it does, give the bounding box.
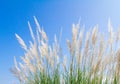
[28,21,35,41]
[72,23,79,46]
[15,34,27,51]
[91,25,98,45]
[33,16,41,33]
[108,19,114,44]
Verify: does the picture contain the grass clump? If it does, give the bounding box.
[11,17,120,84]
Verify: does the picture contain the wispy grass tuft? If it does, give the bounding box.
[11,17,120,84]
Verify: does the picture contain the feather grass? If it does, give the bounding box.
[11,18,120,84]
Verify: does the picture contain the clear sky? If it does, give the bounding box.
[1,0,120,83]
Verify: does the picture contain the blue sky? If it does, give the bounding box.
[0,0,120,83]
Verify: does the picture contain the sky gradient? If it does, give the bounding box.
[1,0,120,83]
